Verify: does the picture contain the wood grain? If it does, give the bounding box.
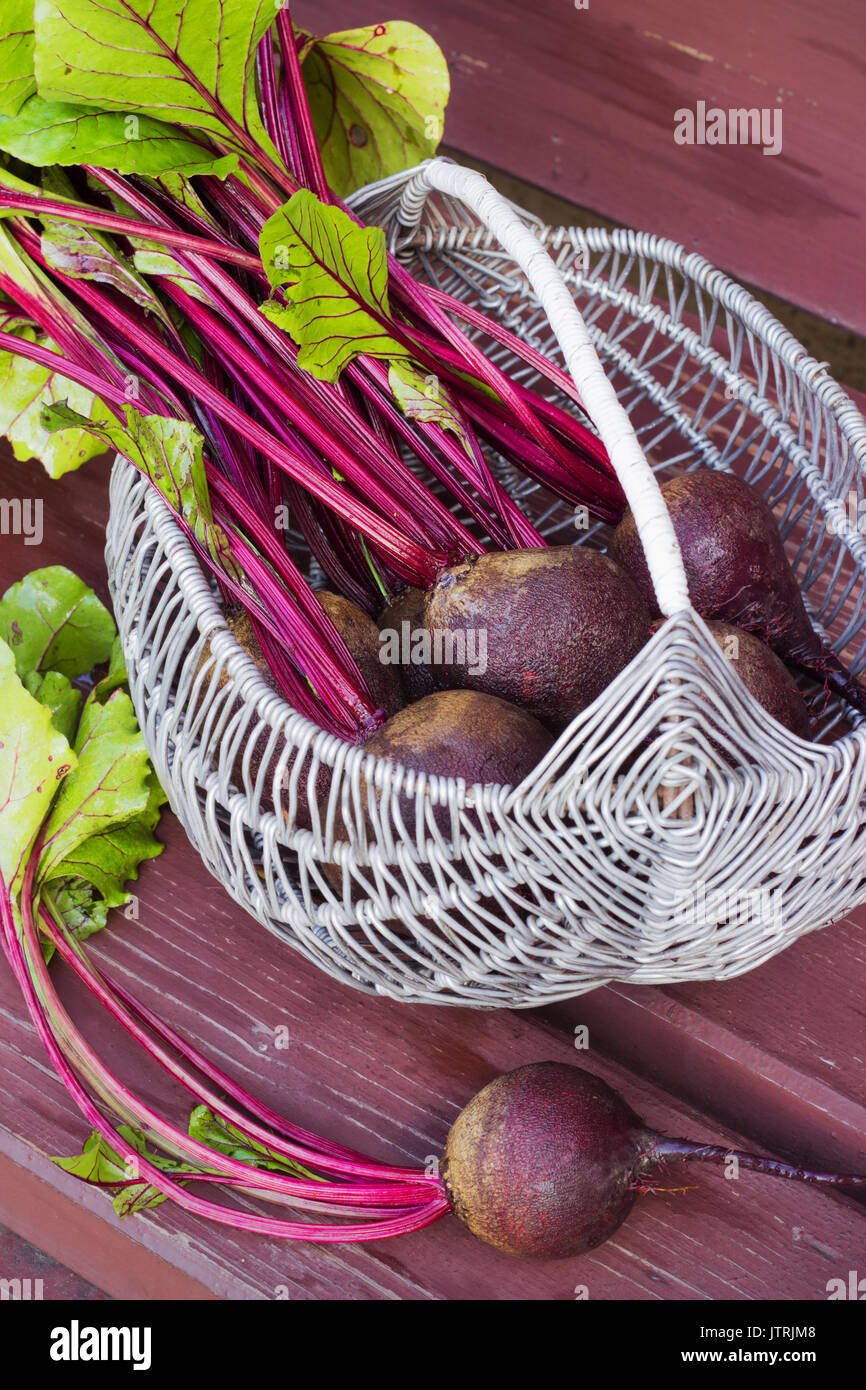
[295,0,866,334]
[2,833,865,1301]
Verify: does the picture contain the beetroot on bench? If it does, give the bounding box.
[442,1061,866,1259]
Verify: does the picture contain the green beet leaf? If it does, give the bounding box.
[153,170,221,228]
[48,763,165,909]
[39,169,173,324]
[188,1105,325,1182]
[37,688,155,882]
[41,403,240,579]
[0,637,76,888]
[129,244,218,306]
[39,876,109,962]
[0,223,112,477]
[0,564,115,678]
[0,323,111,477]
[89,633,129,703]
[260,191,410,382]
[79,170,224,308]
[0,0,36,117]
[51,1127,136,1185]
[300,22,449,198]
[23,667,82,742]
[0,93,239,176]
[388,359,470,450]
[34,0,279,166]
[48,878,109,940]
[51,1125,198,1217]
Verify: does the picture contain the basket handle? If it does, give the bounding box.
[398,159,692,618]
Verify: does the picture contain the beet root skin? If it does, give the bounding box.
[322,689,553,920]
[611,469,866,714]
[423,546,652,731]
[442,1061,653,1259]
[377,586,437,703]
[441,1061,866,1261]
[611,470,804,638]
[359,688,554,838]
[317,590,403,721]
[705,620,812,739]
[651,618,812,740]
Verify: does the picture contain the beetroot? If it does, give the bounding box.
[355,689,553,838]
[611,469,866,715]
[443,1061,866,1259]
[321,689,553,921]
[422,547,652,731]
[442,1061,650,1258]
[316,590,403,720]
[654,618,812,739]
[378,586,437,702]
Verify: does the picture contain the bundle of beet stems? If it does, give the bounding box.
[0,3,609,1244]
[0,8,624,743]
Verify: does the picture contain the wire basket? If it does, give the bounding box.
[105,159,866,1008]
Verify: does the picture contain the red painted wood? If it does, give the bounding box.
[0,446,865,1297]
[0,1220,110,1301]
[295,0,866,333]
[2,830,865,1301]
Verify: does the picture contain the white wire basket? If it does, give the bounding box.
[105,159,866,1008]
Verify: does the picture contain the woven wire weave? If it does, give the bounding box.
[105,163,866,1008]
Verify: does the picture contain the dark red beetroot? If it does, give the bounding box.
[443,1061,866,1259]
[355,688,554,839]
[611,469,866,715]
[661,618,812,739]
[422,547,652,731]
[322,690,553,917]
[316,590,403,721]
[442,1062,651,1258]
[377,586,437,702]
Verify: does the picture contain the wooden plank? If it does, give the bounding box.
[295,0,866,334]
[0,1217,110,1301]
[0,1147,214,1301]
[540,908,866,1182]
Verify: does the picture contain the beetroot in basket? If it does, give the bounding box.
[613,469,866,715]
